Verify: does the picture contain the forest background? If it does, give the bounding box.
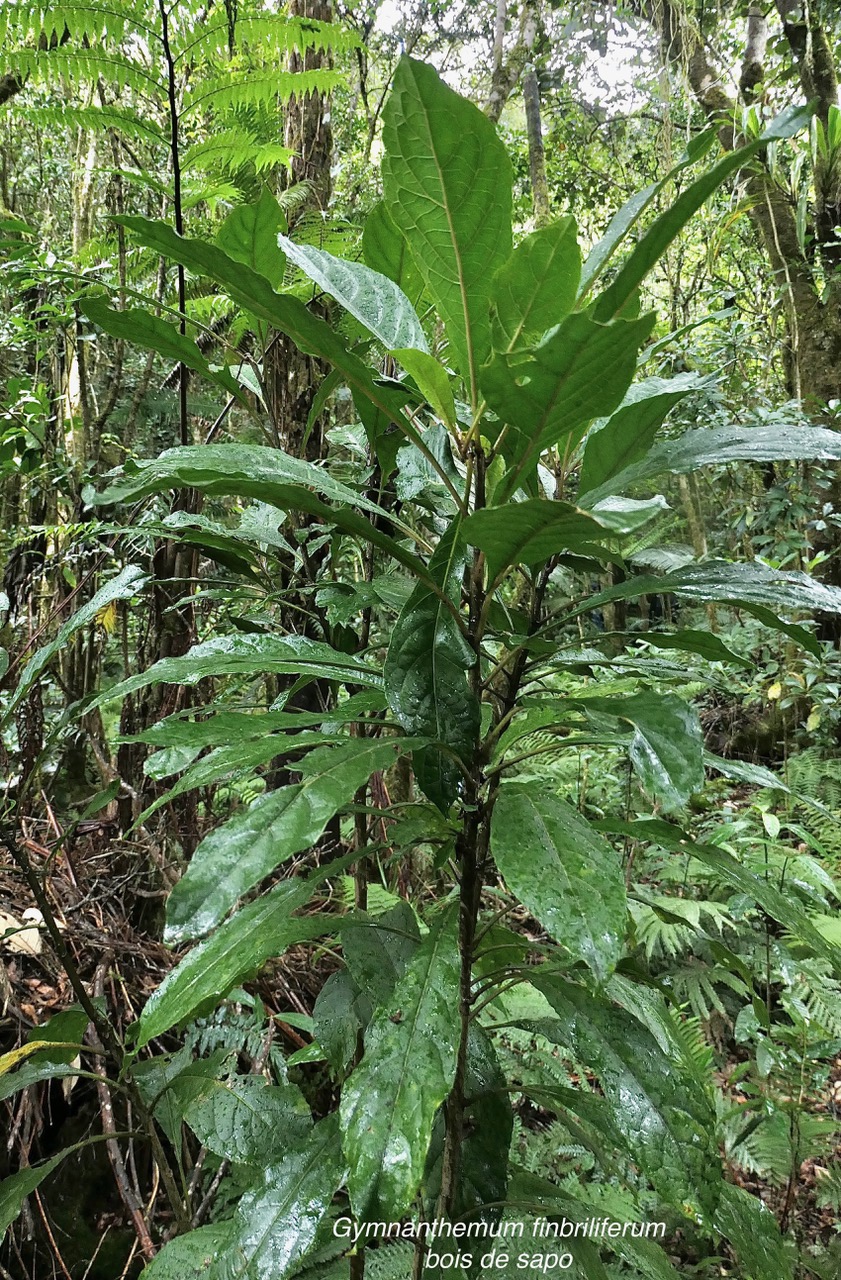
[3,2,841,1279]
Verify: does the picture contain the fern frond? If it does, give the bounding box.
[182,131,293,176]
[172,13,360,66]
[183,69,345,117]
[23,102,165,145]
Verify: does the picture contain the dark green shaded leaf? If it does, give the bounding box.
[715,1183,795,1280]
[142,1224,236,1279]
[184,1075,312,1164]
[491,784,625,980]
[0,1151,67,1235]
[341,901,422,1007]
[166,739,408,943]
[340,907,460,1219]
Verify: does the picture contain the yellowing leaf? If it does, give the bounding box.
[95,599,118,634]
[807,707,822,732]
[0,1042,68,1077]
[767,682,782,701]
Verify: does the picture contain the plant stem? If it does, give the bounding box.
[158,0,189,447]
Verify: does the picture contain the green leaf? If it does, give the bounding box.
[313,970,369,1076]
[423,1025,513,1224]
[714,1183,795,1280]
[384,522,479,810]
[462,496,666,582]
[340,906,461,1219]
[341,901,422,1007]
[570,561,841,654]
[392,348,457,429]
[0,1151,67,1235]
[88,634,382,715]
[184,1075,312,1165]
[208,1115,344,1280]
[3,565,145,726]
[279,236,428,353]
[527,976,719,1215]
[80,298,248,405]
[94,443,431,583]
[126,692,383,750]
[581,422,841,505]
[382,57,513,401]
[165,738,410,943]
[115,216,428,452]
[578,373,705,498]
[591,104,811,321]
[491,784,625,980]
[27,1004,91,1064]
[575,692,704,811]
[136,878,327,1047]
[362,201,425,306]
[490,216,581,352]
[217,187,287,288]
[141,1224,236,1279]
[482,311,655,503]
[626,629,750,668]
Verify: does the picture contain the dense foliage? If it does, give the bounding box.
[3,4,841,1280]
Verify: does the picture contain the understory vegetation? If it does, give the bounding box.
[2,3,841,1279]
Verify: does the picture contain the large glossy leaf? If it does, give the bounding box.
[207,1114,345,1280]
[578,373,705,498]
[340,907,460,1219]
[423,1025,513,1225]
[490,216,581,353]
[88,634,382,716]
[482,311,655,503]
[527,975,719,1216]
[581,421,841,505]
[80,299,248,405]
[570,561,841,652]
[217,187,287,288]
[184,1074,312,1165]
[384,523,479,810]
[165,738,409,943]
[136,878,327,1047]
[463,495,666,582]
[591,104,811,321]
[279,236,428,353]
[714,1182,795,1280]
[3,565,145,726]
[575,692,704,811]
[491,784,625,980]
[313,970,369,1076]
[382,57,512,401]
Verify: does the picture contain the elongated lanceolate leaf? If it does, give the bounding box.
[392,348,457,429]
[340,907,460,1219]
[279,236,428,353]
[382,57,512,402]
[3,565,146,726]
[581,421,841,505]
[208,1115,345,1280]
[94,443,433,587]
[527,976,719,1216]
[80,299,249,405]
[0,1151,69,1235]
[578,373,706,498]
[165,738,412,943]
[217,187,287,288]
[575,692,704,811]
[591,103,811,321]
[87,634,382,716]
[462,495,666,581]
[490,216,581,353]
[483,311,655,503]
[115,216,425,444]
[491,784,625,980]
[136,878,325,1047]
[569,561,841,654]
[384,522,479,810]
